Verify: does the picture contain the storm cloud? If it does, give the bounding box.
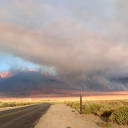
[0,0,128,90]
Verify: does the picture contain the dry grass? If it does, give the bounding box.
[67,99,128,126]
[0,95,128,107]
[1,95,128,102]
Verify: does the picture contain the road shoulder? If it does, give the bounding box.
[35,104,102,128]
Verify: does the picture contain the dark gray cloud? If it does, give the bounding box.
[0,0,128,90]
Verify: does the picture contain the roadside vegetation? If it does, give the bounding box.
[0,98,62,108]
[67,100,128,127]
[0,101,40,108]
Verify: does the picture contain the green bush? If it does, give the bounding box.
[97,122,113,127]
[67,102,80,111]
[1,102,16,107]
[109,106,128,125]
[0,102,33,108]
[82,104,105,115]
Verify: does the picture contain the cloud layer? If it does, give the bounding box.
[0,0,128,90]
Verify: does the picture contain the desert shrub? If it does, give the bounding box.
[0,102,34,108]
[82,103,105,115]
[68,102,109,115]
[82,104,92,114]
[97,122,113,127]
[109,106,128,125]
[1,102,17,107]
[67,102,80,110]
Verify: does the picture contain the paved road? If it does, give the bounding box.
[0,103,50,128]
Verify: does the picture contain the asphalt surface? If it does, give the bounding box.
[0,103,50,128]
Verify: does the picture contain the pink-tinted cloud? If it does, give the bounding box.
[0,0,128,90]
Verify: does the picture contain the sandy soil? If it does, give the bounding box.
[35,104,105,128]
[35,104,128,128]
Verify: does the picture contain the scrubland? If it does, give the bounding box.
[1,95,128,107]
[0,98,44,108]
[1,96,128,127]
[67,100,128,127]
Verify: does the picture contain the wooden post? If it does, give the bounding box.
[80,88,82,114]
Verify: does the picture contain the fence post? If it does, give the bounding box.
[80,88,82,114]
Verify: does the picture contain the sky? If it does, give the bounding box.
[0,0,128,90]
[0,53,40,72]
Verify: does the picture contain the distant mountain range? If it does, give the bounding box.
[0,71,128,97]
[0,71,73,97]
[0,72,12,79]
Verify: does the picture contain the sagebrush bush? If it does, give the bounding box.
[0,102,33,108]
[1,102,16,107]
[97,122,113,127]
[67,102,80,110]
[109,106,128,125]
[82,104,103,115]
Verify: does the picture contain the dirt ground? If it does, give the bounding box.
[35,104,128,128]
[35,104,108,128]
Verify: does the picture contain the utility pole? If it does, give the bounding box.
[80,88,83,114]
